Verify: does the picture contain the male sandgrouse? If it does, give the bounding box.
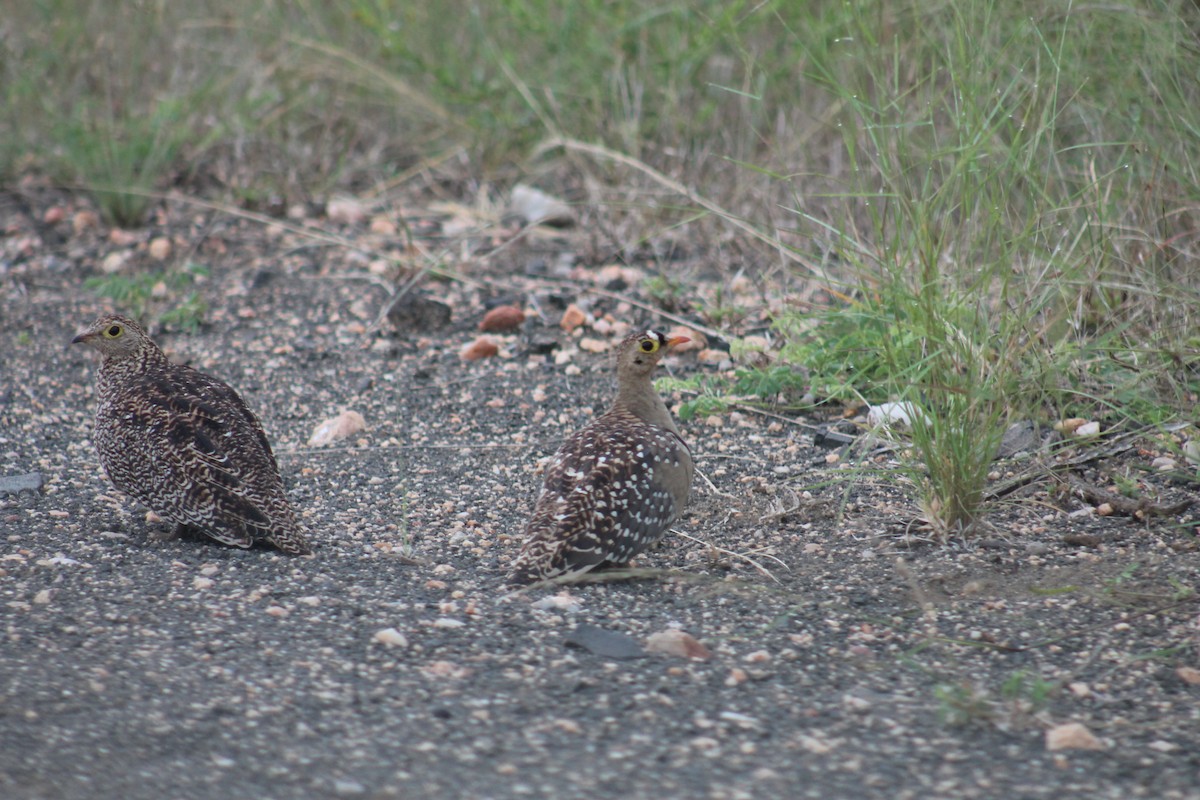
[506,329,693,587]
[72,314,311,554]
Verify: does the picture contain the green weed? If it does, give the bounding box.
[84,263,210,330]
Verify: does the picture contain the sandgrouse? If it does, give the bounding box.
[506,329,693,587]
[72,314,311,554]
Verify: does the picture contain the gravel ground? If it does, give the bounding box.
[2,186,1199,799]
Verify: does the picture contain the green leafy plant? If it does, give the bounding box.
[934,682,993,727]
[85,263,210,329]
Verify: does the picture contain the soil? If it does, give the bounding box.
[2,182,1199,800]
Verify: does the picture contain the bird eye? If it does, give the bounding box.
[640,338,658,353]
[104,325,122,338]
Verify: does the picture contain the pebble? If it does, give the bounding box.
[308,411,367,447]
[372,628,409,648]
[578,337,608,353]
[559,304,587,332]
[148,237,172,260]
[867,401,926,429]
[1045,722,1104,751]
[531,593,583,613]
[461,336,500,361]
[72,210,99,234]
[369,215,397,235]
[645,629,711,661]
[0,472,43,495]
[1176,666,1200,685]
[332,778,367,796]
[509,184,575,226]
[479,305,525,333]
[1150,456,1177,471]
[101,251,131,274]
[327,197,367,226]
[564,624,645,659]
[725,668,749,686]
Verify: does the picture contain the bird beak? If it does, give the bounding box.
[666,335,690,349]
[71,332,92,345]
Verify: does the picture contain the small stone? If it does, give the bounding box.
[645,629,711,661]
[725,668,749,686]
[1046,722,1104,751]
[327,197,367,226]
[867,401,927,429]
[1055,418,1088,435]
[841,692,872,712]
[744,649,771,664]
[369,215,396,235]
[564,624,645,659]
[1074,421,1100,437]
[1151,456,1177,472]
[1096,503,1114,516]
[559,304,587,332]
[0,473,43,496]
[432,617,465,629]
[332,778,367,796]
[372,628,409,648]
[479,305,525,333]
[148,237,172,261]
[1148,740,1178,753]
[461,336,500,361]
[193,577,213,590]
[72,210,100,235]
[101,251,131,274]
[531,592,583,613]
[422,660,471,679]
[578,337,608,353]
[43,206,66,225]
[308,411,367,447]
[509,184,575,227]
[386,292,452,332]
[265,605,288,617]
[1176,666,1200,685]
[108,229,139,247]
[32,589,51,605]
[797,735,833,754]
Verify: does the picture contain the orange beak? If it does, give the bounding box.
[666,335,690,349]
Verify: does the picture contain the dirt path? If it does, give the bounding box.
[2,187,1198,799]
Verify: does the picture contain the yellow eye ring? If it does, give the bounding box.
[639,338,659,353]
[103,324,123,338]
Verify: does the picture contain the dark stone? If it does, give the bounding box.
[564,623,645,660]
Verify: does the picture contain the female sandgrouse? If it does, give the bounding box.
[506,329,693,587]
[72,314,311,554]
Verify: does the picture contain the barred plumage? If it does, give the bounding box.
[72,314,311,554]
[506,329,693,587]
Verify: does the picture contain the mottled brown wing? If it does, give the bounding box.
[507,418,692,586]
[97,369,281,547]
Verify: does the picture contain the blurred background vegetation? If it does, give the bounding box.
[4,0,1199,533]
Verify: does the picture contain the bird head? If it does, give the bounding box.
[71,315,152,360]
[619,329,689,376]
